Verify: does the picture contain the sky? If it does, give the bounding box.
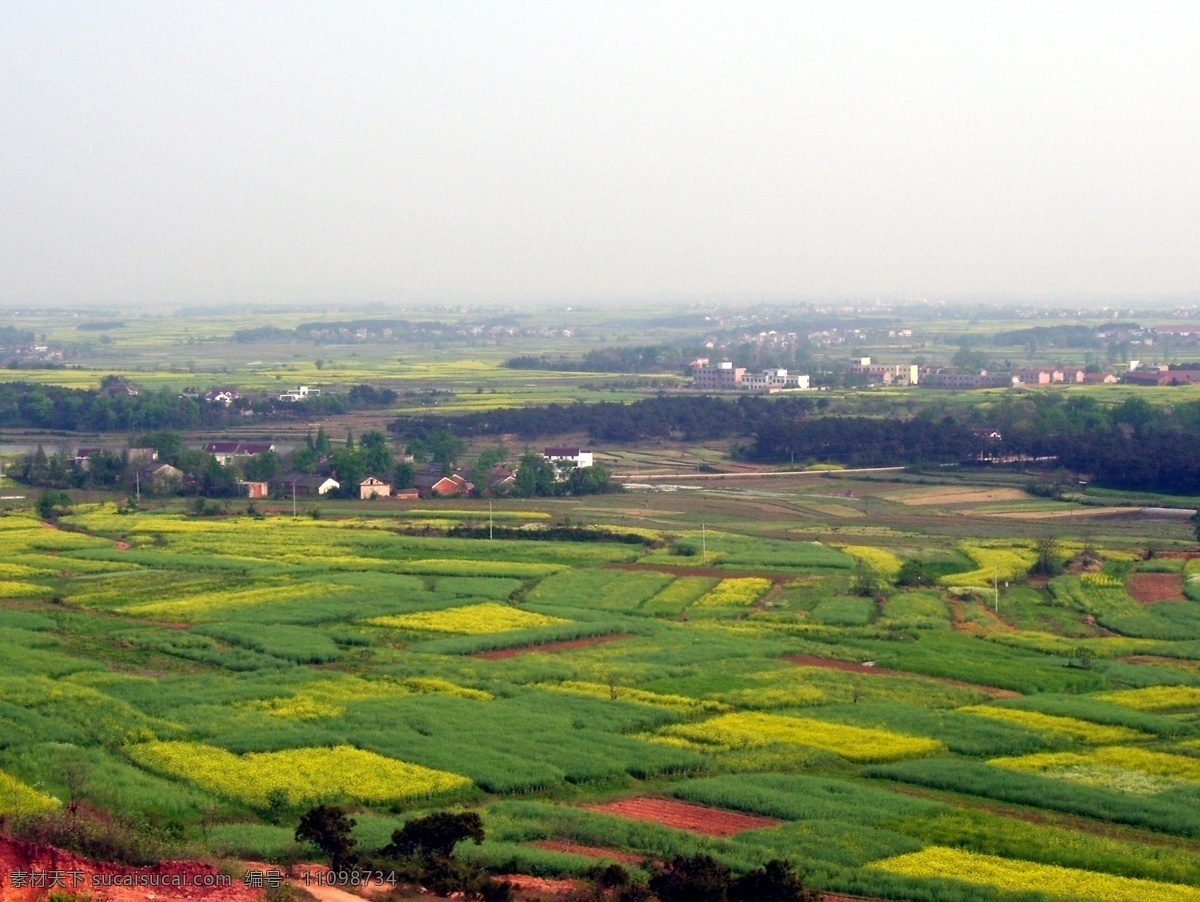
[1,2,1197,308]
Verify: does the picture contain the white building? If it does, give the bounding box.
[278,385,321,402]
[544,447,594,469]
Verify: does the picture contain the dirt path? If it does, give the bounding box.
[785,655,1021,698]
[533,840,645,865]
[1127,572,1187,604]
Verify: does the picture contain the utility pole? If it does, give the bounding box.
[292,484,297,519]
[135,469,140,503]
[702,522,706,562]
[489,500,493,540]
[994,562,999,614]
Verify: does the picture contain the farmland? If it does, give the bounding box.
[0,475,1195,902]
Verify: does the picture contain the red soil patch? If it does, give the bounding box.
[0,837,262,902]
[533,840,644,865]
[1127,572,1187,604]
[785,655,1021,699]
[585,797,779,837]
[472,633,630,660]
[114,540,132,551]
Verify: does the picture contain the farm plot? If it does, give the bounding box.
[873,846,1200,902]
[128,741,472,807]
[656,712,944,762]
[368,602,569,634]
[585,797,780,837]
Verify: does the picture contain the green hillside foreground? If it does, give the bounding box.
[0,506,1199,900]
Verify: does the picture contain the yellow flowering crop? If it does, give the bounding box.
[247,675,490,720]
[659,712,943,762]
[1100,686,1200,712]
[991,746,1200,793]
[0,770,59,816]
[128,741,470,807]
[0,580,51,598]
[368,602,568,634]
[941,542,1037,588]
[537,681,725,713]
[693,578,772,608]
[125,582,358,620]
[839,546,902,581]
[873,846,1200,902]
[959,706,1145,743]
[1081,572,1124,588]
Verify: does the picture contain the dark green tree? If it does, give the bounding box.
[729,860,816,902]
[358,432,394,477]
[514,452,556,497]
[382,811,484,864]
[393,460,416,489]
[649,854,731,902]
[295,805,357,871]
[243,450,281,481]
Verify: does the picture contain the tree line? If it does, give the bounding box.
[0,381,397,432]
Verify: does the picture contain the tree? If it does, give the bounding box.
[243,450,281,481]
[514,452,556,497]
[729,860,816,902]
[295,805,357,871]
[1194,510,1200,545]
[1031,535,1063,577]
[329,447,366,495]
[850,559,880,597]
[358,432,394,477]
[649,854,731,902]
[393,460,416,489]
[382,811,484,864]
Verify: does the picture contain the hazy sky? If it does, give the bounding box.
[1,2,1197,307]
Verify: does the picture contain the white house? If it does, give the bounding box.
[278,385,321,402]
[544,447,594,469]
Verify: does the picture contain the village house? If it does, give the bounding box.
[415,471,475,498]
[274,474,340,496]
[204,387,240,406]
[544,447,593,469]
[238,480,270,499]
[278,385,320,402]
[203,441,276,465]
[359,476,391,499]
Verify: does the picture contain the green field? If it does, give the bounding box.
[0,490,1196,901]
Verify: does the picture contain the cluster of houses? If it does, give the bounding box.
[73,441,595,502]
[689,360,811,392]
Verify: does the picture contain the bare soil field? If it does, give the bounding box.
[584,798,780,837]
[1127,573,1187,604]
[472,634,630,660]
[888,487,1030,506]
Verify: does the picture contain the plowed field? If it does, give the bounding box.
[585,797,779,836]
[1127,573,1186,604]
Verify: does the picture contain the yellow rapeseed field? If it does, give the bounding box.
[368,602,568,634]
[0,770,59,816]
[693,578,772,608]
[873,846,1200,902]
[959,705,1145,743]
[1100,686,1200,712]
[129,741,471,806]
[839,545,903,581]
[993,746,1200,785]
[659,711,943,761]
